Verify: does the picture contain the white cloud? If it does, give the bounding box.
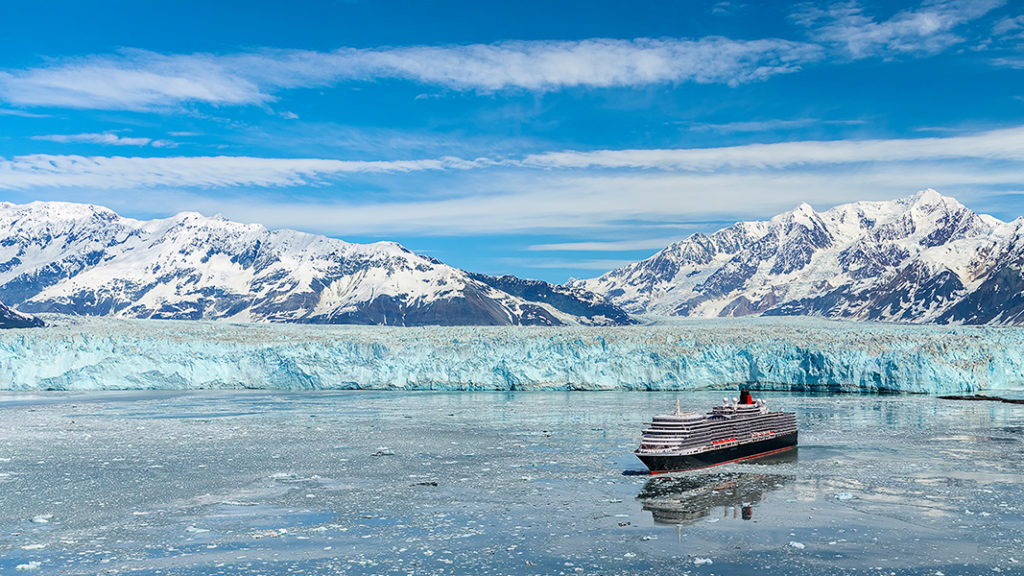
[0,108,49,118]
[324,38,821,90]
[0,38,822,110]
[793,0,1003,59]
[993,14,1024,39]
[123,163,1024,237]
[2,126,1024,192]
[688,117,866,133]
[0,51,265,111]
[503,258,642,270]
[0,154,485,190]
[32,132,160,147]
[5,159,1022,238]
[521,126,1024,170]
[528,238,685,251]
[993,57,1024,68]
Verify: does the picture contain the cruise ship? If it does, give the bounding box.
[635,390,798,474]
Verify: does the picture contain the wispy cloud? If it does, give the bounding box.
[0,38,822,110]
[5,159,1023,238]
[521,126,1024,170]
[0,154,486,190]
[994,57,1024,68]
[106,163,1024,237]
[32,132,176,147]
[688,118,865,133]
[793,0,1003,59]
[993,14,1024,39]
[2,126,1024,191]
[0,108,49,118]
[528,238,683,251]
[503,257,641,270]
[0,51,265,110]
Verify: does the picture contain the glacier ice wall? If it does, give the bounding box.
[2,315,1023,393]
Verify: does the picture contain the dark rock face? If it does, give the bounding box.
[468,273,633,325]
[579,190,1024,325]
[936,259,1024,324]
[0,301,43,328]
[0,202,630,327]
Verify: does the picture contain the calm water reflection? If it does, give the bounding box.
[637,450,798,524]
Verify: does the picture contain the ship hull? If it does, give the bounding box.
[636,431,798,474]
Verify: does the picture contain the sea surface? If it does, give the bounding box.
[0,390,1022,575]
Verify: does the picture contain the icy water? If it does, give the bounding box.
[0,391,1022,576]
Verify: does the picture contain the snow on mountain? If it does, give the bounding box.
[576,190,1024,324]
[2,315,1020,393]
[0,201,626,326]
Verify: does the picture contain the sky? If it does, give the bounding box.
[1,0,1024,282]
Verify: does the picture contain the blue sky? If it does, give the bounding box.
[1,0,1023,282]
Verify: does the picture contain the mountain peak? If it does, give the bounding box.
[907,188,963,211]
[771,200,820,230]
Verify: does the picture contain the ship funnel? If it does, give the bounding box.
[739,390,754,404]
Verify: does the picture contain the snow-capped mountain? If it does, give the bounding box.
[576,190,1024,324]
[0,201,627,326]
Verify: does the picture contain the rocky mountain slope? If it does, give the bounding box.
[576,190,1024,324]
[0,299,43,328]
[0,201,626,326]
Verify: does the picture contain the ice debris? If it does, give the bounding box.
[15,561,41,571]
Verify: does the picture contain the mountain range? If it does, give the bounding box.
[0,201,626,326]
[576,189,1024,324]
[1,190,1022,327]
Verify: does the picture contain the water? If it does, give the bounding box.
[0,390,1021,575]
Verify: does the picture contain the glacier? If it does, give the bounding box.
[2,315,1023,393]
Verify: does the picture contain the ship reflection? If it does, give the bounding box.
[637,450,797,525]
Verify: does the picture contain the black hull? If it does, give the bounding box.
[636,432,798,474]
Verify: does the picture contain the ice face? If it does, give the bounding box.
[1,315,1023,393]
[0,391,1021,575]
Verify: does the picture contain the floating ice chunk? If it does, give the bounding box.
[693,557,712,565]
[20,544,45,550]
[789,541,806,550]
[835,492,855,501]
[186,526,209,533]
[30,514,51,523]
[15,561,41,571]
